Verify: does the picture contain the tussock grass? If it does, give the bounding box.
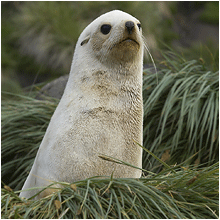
[2,162,219,219]
[143,51,219,172]
[1,94,59,190]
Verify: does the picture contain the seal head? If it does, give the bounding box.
[73,10,143,68]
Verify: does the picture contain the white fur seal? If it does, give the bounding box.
[20,10,144,199]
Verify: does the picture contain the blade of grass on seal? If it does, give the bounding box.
[25,182,61,200]
[134,141,175,173]
[99,154,155,175]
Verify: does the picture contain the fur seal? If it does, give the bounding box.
[20,10,144,199]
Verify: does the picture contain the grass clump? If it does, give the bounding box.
[143,51,219,172]
[1,94,59,190]
[1,162,218,219]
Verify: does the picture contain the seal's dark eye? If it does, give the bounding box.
[137,23,141,30]
[101,24,111,35]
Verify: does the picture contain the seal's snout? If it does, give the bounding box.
[125,21,135,34]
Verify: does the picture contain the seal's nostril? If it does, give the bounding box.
[125,21,135,34]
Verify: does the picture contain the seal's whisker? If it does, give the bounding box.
[142,35,158,84]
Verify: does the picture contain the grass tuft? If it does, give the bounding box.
[143,51,219,172]
[1,163,218,219]
[1,93,59,190]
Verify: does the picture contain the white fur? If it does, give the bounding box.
[20,10,144,199]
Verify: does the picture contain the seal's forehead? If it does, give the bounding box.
[81,10,140,38]
[96,10,140,24]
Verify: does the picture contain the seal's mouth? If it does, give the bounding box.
[110,37,140,51]
[121,38,139,45]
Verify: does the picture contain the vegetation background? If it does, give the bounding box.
[2,1,219,93]
[1,1,219,219]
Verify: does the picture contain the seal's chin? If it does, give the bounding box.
[103,37,141,63]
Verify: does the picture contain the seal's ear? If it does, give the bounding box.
[80,35,90,46]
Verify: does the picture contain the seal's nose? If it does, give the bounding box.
[125,21,135,34]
